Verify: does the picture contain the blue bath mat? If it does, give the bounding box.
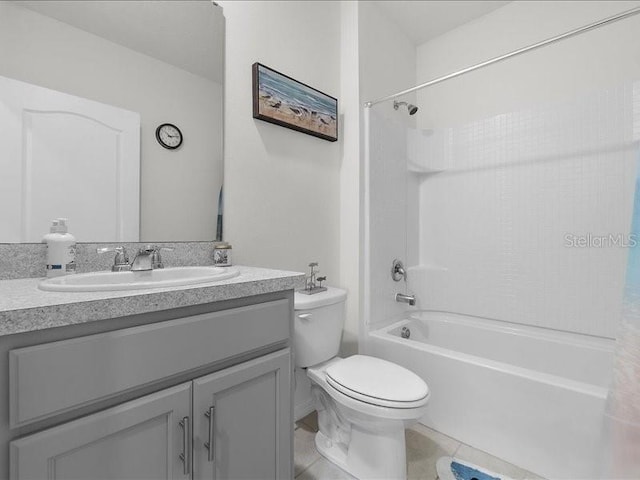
[436,457,514,480]
[451,461,500,480]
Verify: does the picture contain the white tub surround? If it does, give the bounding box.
[368,311,614,479]
[363,73,640,480]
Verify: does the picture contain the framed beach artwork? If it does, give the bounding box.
[252,63,338,142]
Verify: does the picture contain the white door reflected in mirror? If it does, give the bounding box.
[0,75,140,243]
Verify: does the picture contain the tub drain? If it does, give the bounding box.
[401,326,410,339]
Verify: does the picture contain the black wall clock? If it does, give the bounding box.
[155,123,183,150]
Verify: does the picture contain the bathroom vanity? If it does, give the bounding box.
[0,266,304,480]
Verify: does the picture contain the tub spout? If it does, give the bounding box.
[395,293,416,306]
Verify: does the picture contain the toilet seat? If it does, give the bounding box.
[325,355,429,409]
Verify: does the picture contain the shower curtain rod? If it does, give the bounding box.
[364,6,640,108]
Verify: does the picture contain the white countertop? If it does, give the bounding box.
[0,266,305,336]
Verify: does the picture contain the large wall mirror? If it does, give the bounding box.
[0,0,224,243]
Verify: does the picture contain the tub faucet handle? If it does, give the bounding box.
[392,259,406,282]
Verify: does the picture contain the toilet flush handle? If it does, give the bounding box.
[298,313,313,321]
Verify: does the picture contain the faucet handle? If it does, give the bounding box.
[391,259,406,282]
[140,244,157,254]
[141,245,174,253]
[150,246,174,269]
[97,246,130,272]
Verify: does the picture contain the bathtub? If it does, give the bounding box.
[367,311,615,479]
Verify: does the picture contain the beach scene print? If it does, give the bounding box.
[254,63,337,141]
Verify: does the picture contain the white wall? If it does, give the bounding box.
[338,1,361,355]
[220,1,416,355]
[413,1,640,338]
[0,2,223,242]
[220,1,341,283]
[358,2,417,109]
[416,1,640,127]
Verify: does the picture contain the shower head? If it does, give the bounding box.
[393,100,418,115]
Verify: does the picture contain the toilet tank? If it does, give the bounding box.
[294,287,347,368]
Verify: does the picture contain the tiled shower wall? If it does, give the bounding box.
[367,82,640,339]
[365,107,415,331]
[410,83,640,339]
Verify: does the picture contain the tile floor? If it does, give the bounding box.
[294,411,544,480]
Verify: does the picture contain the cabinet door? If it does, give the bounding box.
[10,383,192,480]
[193,349,292,480]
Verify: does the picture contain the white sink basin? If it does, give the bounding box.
[39,266,240,292]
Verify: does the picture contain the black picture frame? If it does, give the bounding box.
[252,62,338,142]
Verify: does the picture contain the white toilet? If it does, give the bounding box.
[294,287,429,480]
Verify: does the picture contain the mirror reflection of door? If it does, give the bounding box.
[0,75,140,243]
[0,1,224,242]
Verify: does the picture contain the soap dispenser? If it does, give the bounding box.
[43,218,77,277]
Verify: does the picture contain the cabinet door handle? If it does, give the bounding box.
[204,406,215,462]
[179,416,190,475]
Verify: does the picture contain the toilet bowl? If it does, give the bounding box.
[294,287,429,480]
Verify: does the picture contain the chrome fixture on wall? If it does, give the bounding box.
[395,293,416,306]
[391,259,407,282]
[393,100,418,115]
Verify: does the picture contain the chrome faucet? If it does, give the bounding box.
[130,245,174,271]
[130,245,155,271]
[98,244,173,272]
[395,293,416,306]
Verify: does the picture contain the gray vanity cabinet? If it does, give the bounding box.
[10,349,291,480]
[5,293,295,480]
[10,382,192,479]
[193,349,291,480]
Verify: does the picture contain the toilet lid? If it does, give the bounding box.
[325,355,429,408]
